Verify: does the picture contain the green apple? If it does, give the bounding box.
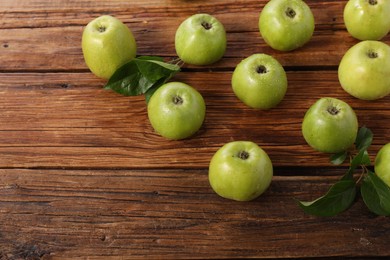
[208,141,273,201]
[375,143,390,187]
[259,0,315,51]
[232,54,287,109]
[82,15,137,79]
[175,13,226,65]
[302,97,358,153]
[338,40,390,100]
[147,82,206,140]
[344,0,390,40]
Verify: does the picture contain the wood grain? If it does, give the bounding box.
[1,0,390,258]
[1,168,390,259]
[0,1,388,71]
[0,71,389,168]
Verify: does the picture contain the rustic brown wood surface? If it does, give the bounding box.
[0,0,389,259]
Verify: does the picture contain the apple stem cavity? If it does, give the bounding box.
[237,151,250,160]
[285,7,296,19]
[367,50,378,59]
[97,24,106,33]
[327,106,340,116]
[172,95,184,105]
[201,21,212,30]
[368,0,378,5]
[256,65,268,74]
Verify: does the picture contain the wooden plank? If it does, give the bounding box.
[0,168,389,259]
[0,1,349,32]
[1,28,370,71]
[1,0,388,71]
[0,71,389,168]
[0,0,358,20]
[0,0,367,38]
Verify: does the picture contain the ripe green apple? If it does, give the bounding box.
[208,141,273,201]
[302,97,358,153]
[147,82,206,140]
[375,143,390,187]
[259,0,315,51]
[232,54,287,109]
[82,15,137,79]
[175,13,226,65]
[338,40,390,100]
[344,0,390,40]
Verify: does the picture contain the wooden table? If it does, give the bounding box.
[1,0,389,259]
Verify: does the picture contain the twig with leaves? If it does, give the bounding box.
[297,127,390,217]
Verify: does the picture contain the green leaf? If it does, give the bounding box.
[355,127,373,151]
[136,55,164,62]
[135,59,178,82]
[342,149,366,181]
[297,179,357,217]
[104,56,181,97]
[144,77,167,104]
[341,169,355,181]
[146,59,182,71]
[330,151,348,165]
[350,148,366,170]
[341,131,372,180]
[361,171,390,216]
[361,150,371,166]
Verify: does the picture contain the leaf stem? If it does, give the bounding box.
[170,57,185,67]
[356,167,366,185]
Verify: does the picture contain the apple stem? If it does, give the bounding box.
[237,151,250,160]
[285,7,296,19]
[172,95,183,105]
